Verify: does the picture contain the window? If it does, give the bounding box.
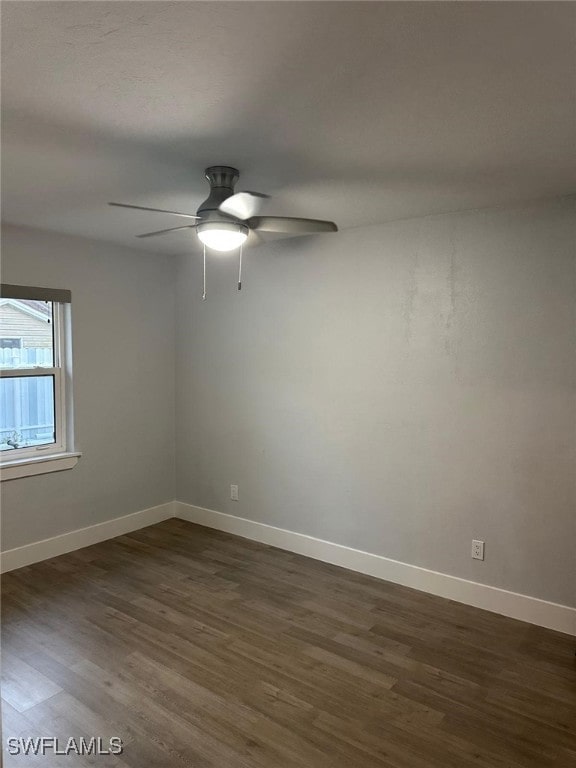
[0,338,23,349]
[0,285,79,480]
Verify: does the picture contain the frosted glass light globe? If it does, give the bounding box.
[197,222,248,252]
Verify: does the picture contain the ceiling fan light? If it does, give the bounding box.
[197,222,248,252]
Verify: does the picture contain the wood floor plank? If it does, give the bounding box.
[1,652,62,713]
[2,518,575,767]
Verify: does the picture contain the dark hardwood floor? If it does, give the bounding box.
[1,518,575,767]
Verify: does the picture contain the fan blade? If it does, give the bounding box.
[246,229,264,248]
[109,202,199,219]
[248,216,338,234]
[219,191,268,220]
[136,225,197,239]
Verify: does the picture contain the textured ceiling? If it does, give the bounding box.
[2,1,575,255]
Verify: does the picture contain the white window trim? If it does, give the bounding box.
[0,300,80,480]
[0,451,82,481]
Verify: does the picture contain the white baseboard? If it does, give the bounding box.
[0,501,175,573]
[2,499,573,635]
[175,502,576,636]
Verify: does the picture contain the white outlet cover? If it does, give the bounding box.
[472,539,485,560]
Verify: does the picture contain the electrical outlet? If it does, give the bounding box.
[230,484,239,501]
[471,539,485,560]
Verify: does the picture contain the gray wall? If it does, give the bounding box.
[1,225,176,550]
[176,199,576,607]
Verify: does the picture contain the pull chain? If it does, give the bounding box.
[202,243,207,301]
[238,242,243,291]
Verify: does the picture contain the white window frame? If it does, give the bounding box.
[0,299,80,480]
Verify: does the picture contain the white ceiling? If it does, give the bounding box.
[2,1,575,255]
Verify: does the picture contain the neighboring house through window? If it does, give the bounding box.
[0,285,79,480]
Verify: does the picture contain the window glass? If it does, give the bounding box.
[0,375,56,451]
[0,299,54,369]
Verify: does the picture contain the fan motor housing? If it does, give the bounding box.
[197,166,239,219]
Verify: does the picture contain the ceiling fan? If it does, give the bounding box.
[109,165,338,251]
[109,166,337,297]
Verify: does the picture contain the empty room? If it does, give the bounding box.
[1,2,575,766]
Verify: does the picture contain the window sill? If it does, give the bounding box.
[0,451,82,481]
